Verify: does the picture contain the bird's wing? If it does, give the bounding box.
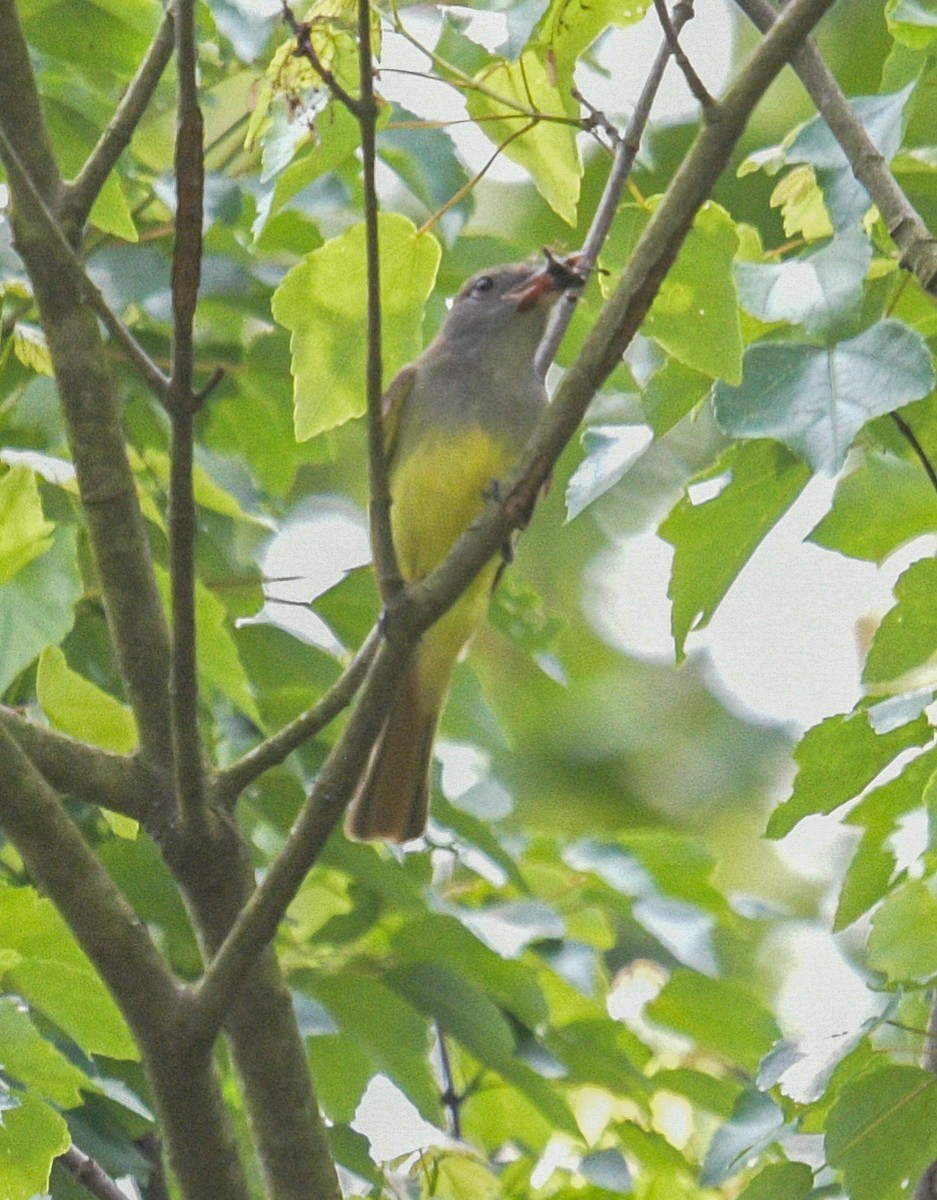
[380,364,416,464]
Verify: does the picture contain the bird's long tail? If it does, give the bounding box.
[345,655,442,843]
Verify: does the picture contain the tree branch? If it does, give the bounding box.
[211,628,380,806]
[58,1146,130,1200]
[537,0,699,373]
[64,6,176,231]
[281,0,362,116]
[360,0,401,600]
[734,0,937,292]
[652,0,713,107]
[0,0,174,769]
[168,0,208,830]
[189,0,837,1037]
[0,706,149,818]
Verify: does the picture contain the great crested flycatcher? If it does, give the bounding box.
[346,252,584,842]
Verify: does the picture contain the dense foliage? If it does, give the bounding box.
[3,0,937,1198]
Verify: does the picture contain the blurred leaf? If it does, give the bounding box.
[12,323,53,377]
[767,708,931,838]
[0,466,54,586]
[887,0,937,48]
[734,230,872,338]
[566,424,654,521]
[660,440,810,659]
[826,1065,937,1200]
[701,1091,788,1187]
[0,998,90,1107]
[809,451,937,563]
[642,359,712,438]
[0,887,136,1060]
[647,971,779,1073]
[865,557,937,688]
[579,1147,633,1193]
[736,1161,815,1199]
[430,1149,501,1200]
[37,646,137,753]
[0,527,82,697]
[272,212,441,440]
[713,322,935,475]
[0,1093,70,1200]
[868,880,937,983]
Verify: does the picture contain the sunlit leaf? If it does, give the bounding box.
[0,1093,70,1200]
[0,466,54,586]
[736,1160,815,1199]
[714,321,935,474]
[272,213,441,439]
[864,557,937,688]
[37,646,138,753]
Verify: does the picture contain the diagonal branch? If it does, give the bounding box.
[537,0,699,373]
[211,628,380,806]
[167,0,208,830]
[65,6,176,231]
[58,1146,130,1200]
[652,0,713,107]
[734,0,937,292]
[189,0,840,1035]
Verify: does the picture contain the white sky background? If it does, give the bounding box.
[258,1,929,1169]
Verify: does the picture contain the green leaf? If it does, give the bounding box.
[529,0,650,74]
[37,646,137,753]
[0,887,136,1060]
[0,1093,70,1200]
[644,202,743,383]
[298,970,441,1123]
[734,230,872,338]
[0,527,82,696]
[154,566,261,725]
[0,997,91,1107]
[736,1161,815,1199]
[868,880,937,982]
[864,557,937,688]
[660,440,810,659]
[565,425,653,521]
[713,321,935,475]
[272,213,441,440]
[466,50,580,225]
[826,1065,937,1200]
[0,466,54,586]
[701,1091,788,1187]
[887,0,937,47]
[767,708,932,838]
[646,971,779,1074]
[809,451,937,563]
[786,86,915,228]
[12,323,53,377]
[430,1150,501,1200]
[642,359,712,438]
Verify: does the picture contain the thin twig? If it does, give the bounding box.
[58,1146,130,1200]
[0,125,171,401]
[536,0,699,373]
[652,0,713,107]
[168,0,208,830]
[65,7,176,229]
[189,0,837,1030]
[211,628,381,806]
[281,0,361,116]
[891,412,937,497]
[436,1024,462,1139]
[359,0,400,600]
[733,0,937,294]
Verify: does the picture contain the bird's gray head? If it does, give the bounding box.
[439,254,585,363]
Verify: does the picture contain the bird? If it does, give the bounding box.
[345,251,585,843]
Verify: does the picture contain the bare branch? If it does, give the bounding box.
[65,7,176,230]
[168,0,208,830]
[537,0,699,373]
[0,706,150,819]
[211,628,380,806]
[734,0,937,292]
[0,126,171,401]
[58,1146,130,1200]
[652,0,713,108]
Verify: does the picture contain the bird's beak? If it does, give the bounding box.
[504,251,587,312]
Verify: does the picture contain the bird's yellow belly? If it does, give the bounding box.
[388,424,515,704]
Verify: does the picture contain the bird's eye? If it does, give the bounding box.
[471,275,494,297]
